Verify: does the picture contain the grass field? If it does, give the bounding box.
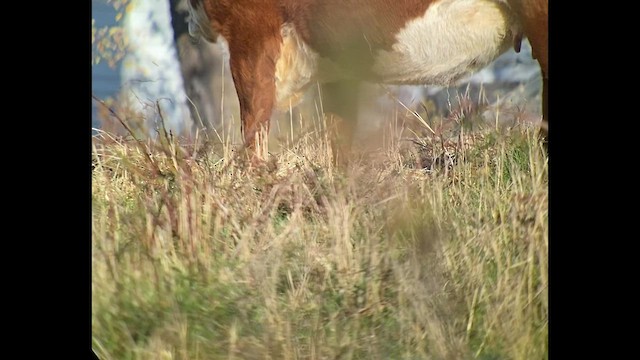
[92,99,548,359]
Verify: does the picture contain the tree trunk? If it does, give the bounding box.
[168,0,224,134]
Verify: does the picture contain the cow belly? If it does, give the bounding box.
[372,0,518,86]
[273,0,519,109]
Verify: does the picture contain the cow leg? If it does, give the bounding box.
[321,80,361,167]
[509,0,548,152]
[540,75,548,150]
[228,35,281,162]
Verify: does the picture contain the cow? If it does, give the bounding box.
[186,0,548,163]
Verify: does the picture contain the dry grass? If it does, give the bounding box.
[92,96,547,359]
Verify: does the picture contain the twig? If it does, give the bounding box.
[92,94,164,176]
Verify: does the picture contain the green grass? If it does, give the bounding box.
[92,108,548,359]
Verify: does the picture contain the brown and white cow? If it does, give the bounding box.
[186,0,548,162]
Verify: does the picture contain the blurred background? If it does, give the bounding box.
[92,0,542,146]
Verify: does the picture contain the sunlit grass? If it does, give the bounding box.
[92,96,547,359]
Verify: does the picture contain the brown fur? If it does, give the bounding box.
[281,0,433,74]
[190,0,548,159]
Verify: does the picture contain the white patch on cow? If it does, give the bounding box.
[274,24,320,110]
[186,1,217,42]
[373,0,519,86]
